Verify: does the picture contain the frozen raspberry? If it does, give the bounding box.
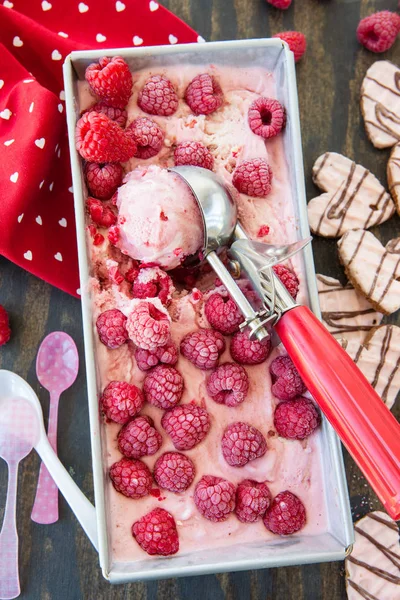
[100,381,144,424]
[274,397,320,440]
[273,31,307,63]
[76,112,137,163]
[180,329,226,370]
[154,452,195,493]
[132,267,173,306]
[267,0,292,9]
[207,363,249,407]
[174,141,214,170]
[235,479,272,523]
[96,309,128,349]
[143,365,184,410]
[135,341,178,372]
[126,301,170,351]
[86,197,117,228]
[84,163,123,200]
[257,224,270,237]
[85,56,132,108]
[232,159,273,198]
[109,457,152,498]
[126,117,164,159]
[108,225,120,245]
[118,415,162,459]
[248,97,286,139]
[221,421,267,467]
[185,73,224,115]
[270,355,306,401]
[357,11,400,53]
[85,101,127,128]
[194,475,236,522]
[138,75,178,116]
[204,293,244,334]
[272,264,299,299]
[230,330,271,365]
[161,404,211,451]
[132,507,179,556]
[0,306,11,346]
[263,491,306,535]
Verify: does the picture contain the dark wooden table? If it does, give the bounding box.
[1,0,399,598]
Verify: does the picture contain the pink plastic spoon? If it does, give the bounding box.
[31,332,79,524]
[0,396,39,599]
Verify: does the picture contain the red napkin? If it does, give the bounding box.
[0,0,199,297]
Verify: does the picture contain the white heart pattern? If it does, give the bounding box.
[59,91,65,101]
[51,50,62,61]
[41,0,52,10]
[197,35,206,43]
[76,288,81,296]
[58,218,67,228]
[0,80,4,90]
[35,138,46,149]
[58,32,68,38]
[39,180,45,188]
[4,139,14,146]
[54,252,63,262]
[149,1,159,11]
[10,172,18,183]
[96,33,106,42]
[115,1,125,11]
[0,109,12,120]
[13,36,23,47]
[3,1,14,7]
[133,36,143,46]
[78,2,88,13]
[169,34,178,45]
[49,182,54,191]
[23,79,34,83]
[36,215,43,225]
[17,214,24,223]
[29,102,34,113]
[58,103,64,113]
[24,251,33,261]
[68,186,73,193]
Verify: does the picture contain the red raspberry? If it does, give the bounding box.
[126,301,170,350]
[263,490,306,535]
[357,11,400,53]
[274,397,320,440]
[138,75,178,116]
[257,224,270,237]
[232,159,273,198]
[143,365,184,410]
[85,56,132,108]
[230,330,271,365]
[185,73,224,115]
[76,112,137,163]
[135,341,178,372]
[194,475,236,522]
[221,421,267,467]
[118,415,162,459]
[248,97,286,139]
[206,362,249,407]
[273,31,307,63]
[154,452,195,493]
[100,381,144,424]
[174,141,214,170]
[86,198,117,228]
[270,355,306,401]
[132,507,179,556]
[126,117,164,159]
[85,101,127,128]
[108,225,120,245]
[235,479,271,523]
[0,306,11,346]
[180,329,226,370]
[161,404,211,451]
[96,309,128,349]
[84,163,123,200]
[109,457,152,498]
[266,0,292,9]
[132,267,173,306]
[272,264,299,299]
[204,293,244,334]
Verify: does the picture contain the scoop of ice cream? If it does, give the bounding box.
[116,165,204,270]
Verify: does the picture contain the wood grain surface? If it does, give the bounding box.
[0,0,399,598]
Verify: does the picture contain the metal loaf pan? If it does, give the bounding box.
[63,39,354,584]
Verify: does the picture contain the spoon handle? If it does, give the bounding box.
[0,460,20,600]
[31,390,60,524]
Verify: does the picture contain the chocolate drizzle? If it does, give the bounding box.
[321,309,378,335]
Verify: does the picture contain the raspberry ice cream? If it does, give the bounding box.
[115,165,204,269]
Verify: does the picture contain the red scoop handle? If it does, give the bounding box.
[275,305,400,520]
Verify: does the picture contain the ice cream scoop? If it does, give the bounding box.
[171,165,400,522]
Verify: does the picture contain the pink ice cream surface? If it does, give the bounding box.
[116,165,204,270]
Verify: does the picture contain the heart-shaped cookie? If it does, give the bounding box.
[308,152,394,237]
[387,142,400,215]
[361,60,400,149]
[338,230,400,314]
[345,511,400,600]
[317,274,383,342]
[344,325,400,409]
